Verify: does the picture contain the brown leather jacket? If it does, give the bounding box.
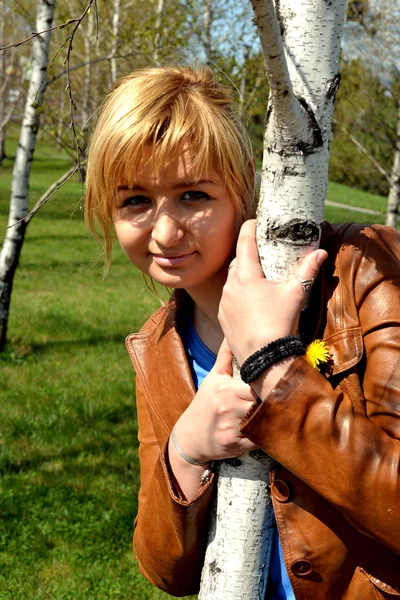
[126,222,400,599]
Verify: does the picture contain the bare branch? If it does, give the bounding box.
[63,1,98,187]
[0,19,80,51]
[249,0,293,105]
[10,165,81,227]
[335,120,391,183]
[0,101,17,131]
[46,51,141,87]
[249,0,309,147]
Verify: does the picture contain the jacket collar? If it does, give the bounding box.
[126,290,196,436]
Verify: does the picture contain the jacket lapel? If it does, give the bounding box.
[126,294,196,438]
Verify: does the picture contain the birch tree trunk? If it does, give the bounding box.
[203,0,212,64]
[0,0,55,349]
[110,0,120,83]
[0,0,7,164]
[199,1,348,598]
[152,0,164,65]
[385,100,400,229]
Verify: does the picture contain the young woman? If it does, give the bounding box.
[85,65,400,599]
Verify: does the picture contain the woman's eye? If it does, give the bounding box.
[121,195,151,208]
[182,190,211,202]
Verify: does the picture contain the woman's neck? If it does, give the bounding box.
[184,271,226,355]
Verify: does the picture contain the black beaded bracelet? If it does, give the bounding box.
[240,335,305,384]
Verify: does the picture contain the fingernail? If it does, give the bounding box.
[316,250,327,266]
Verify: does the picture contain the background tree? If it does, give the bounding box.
[334,0,400,226]
[0,1,32,165]
[0,0,56,349]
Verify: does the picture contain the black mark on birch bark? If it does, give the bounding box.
[282,165,305,177]
[209,560,222,577]
[297,96,323,150]
[249,448,268,460]
[225,457,242,467]
[264,105,273,130]
[275,0,285,38]
[326,73,341,100]
[266,219,320,246]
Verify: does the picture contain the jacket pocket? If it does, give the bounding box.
[359,568,400,596]
[324,327,363,376]
[359,547,400,596]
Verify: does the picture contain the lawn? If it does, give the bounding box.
[0,144,186,599]
[0,138,390,599]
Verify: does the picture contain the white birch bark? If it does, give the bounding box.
[203,0,212,64]
[152,0,164,65]
[110,0,120,83]
[199,1,348,598]
[0,0,55,348]
[0,0,7,163]
[385,100,400,229]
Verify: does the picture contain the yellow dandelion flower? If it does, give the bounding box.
[305,339,330,370]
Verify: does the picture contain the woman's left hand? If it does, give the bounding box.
[218,219,327,366]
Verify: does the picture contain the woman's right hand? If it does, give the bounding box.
[172,338,259,464]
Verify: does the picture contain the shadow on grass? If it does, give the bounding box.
[29,334,137,354]
[0,406,138,481]
[26,234,90,242]
[19,256,129,268]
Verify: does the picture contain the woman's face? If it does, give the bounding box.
[113,149,240,292]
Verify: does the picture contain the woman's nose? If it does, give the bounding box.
[151,212,184,247]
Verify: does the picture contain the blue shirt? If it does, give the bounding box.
[181,315,295,599]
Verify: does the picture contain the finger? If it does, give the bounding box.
[235,220,264,278]
[227,258,236,273]
[295,249,327,285]
[236,439,259,454]
[232,382,258,402]
[213,337,234,375]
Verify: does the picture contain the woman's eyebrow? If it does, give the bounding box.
[172,179,215,189]
[117,184,145,191]
[117,179,216,191]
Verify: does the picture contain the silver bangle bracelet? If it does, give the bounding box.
[170,425,209,466]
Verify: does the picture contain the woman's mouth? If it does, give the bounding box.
[151,251,196,267]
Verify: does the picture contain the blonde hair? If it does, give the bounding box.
[85,64,256,267]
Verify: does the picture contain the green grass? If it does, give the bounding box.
[0,144,192,599]
[327,180,387,215]
[0,138,391,598]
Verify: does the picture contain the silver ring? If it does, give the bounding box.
[297,276,314,294]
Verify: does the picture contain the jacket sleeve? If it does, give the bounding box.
[133,375,216,597]
[240,225,400,554]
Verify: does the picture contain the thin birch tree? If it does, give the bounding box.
[0,0,56,349]
[152,0,164,65]
[386,100,400,228]
[343,0,400,226]
[0,0,7,163]
[199,1,348,598]
[110,0,120,83]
